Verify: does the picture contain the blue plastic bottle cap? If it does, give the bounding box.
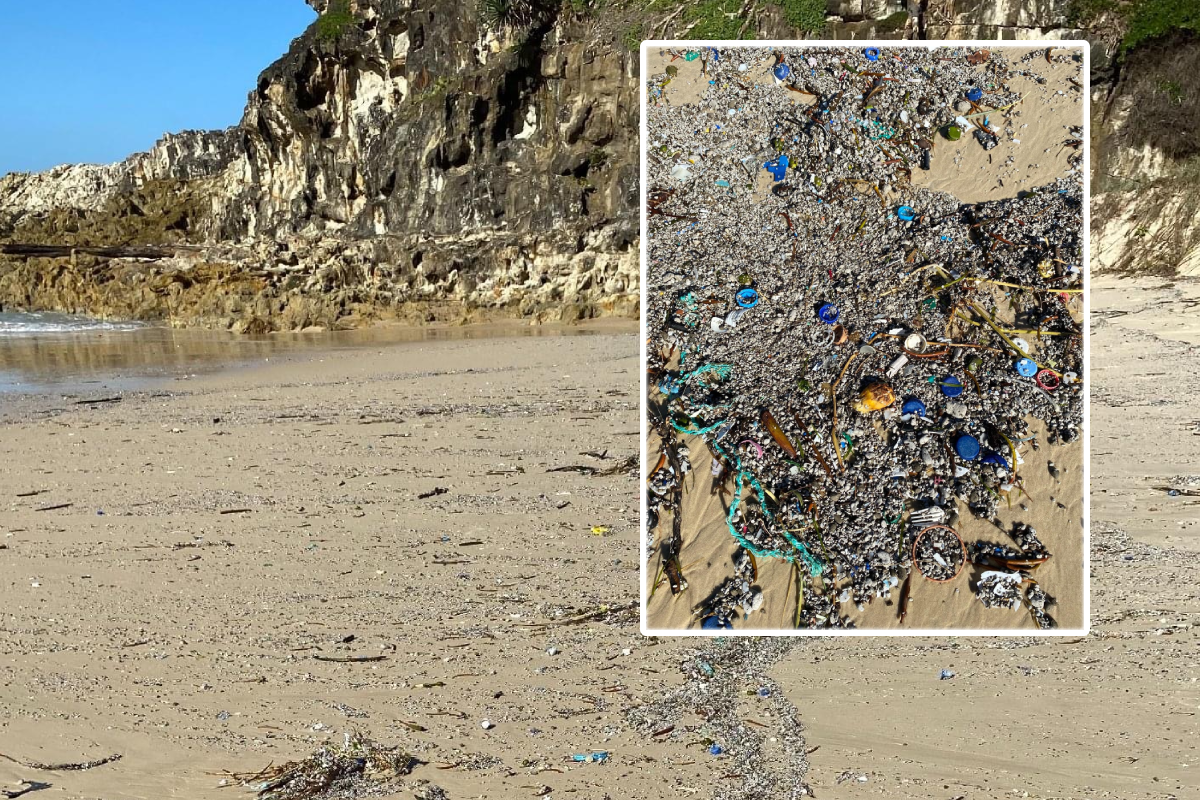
[981,451,1010,469]
[773,63,791,81]
[701,616,731,630]
[955,434,981,461]
[818,304,839,324]
[864,48,879,61]
[1015,358,1037,377]
[966,87,983,102]
[901,398,926,417]
[940,375,964,397]
[736,288,759,308]
[897,205,916,221]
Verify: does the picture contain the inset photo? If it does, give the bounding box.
[640,42,1088,634]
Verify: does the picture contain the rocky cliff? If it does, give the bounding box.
[0,0,1191,330]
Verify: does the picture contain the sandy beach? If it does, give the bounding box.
[0,328,1194,800]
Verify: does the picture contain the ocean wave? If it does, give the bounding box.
[0,312,144,335]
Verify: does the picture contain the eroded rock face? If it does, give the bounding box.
[0,0,639,329]
[0,0,1189,327]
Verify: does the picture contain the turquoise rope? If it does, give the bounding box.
[711,438,824,576]
[664,362,822,575]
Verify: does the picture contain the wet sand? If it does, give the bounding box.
[0,319,630,394]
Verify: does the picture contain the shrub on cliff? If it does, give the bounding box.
[316,0,356,41]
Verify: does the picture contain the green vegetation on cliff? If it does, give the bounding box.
[1121,0,1200,53]
[316,0,357,41]
[1068,0,1200,55]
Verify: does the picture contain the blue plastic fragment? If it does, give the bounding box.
[864,47,879,61]
[981,451,1010,469]
[763,154,790,181]
[966,87,983,102]
[897,205,916,221]
[773,63,791,81]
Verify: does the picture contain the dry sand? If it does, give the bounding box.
[1092,275,1200,551]
[911,47,1084,203]
[0,329,1195,799]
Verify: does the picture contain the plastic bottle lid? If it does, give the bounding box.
[1015,358,1038,377]
[897,205,916,221]
[947,126,962,141]
[864,48,880,61]
[966,87,983,102]
[736,288,759,308]
[955,434,981,461]
[901,398,926,417]
[818,304,839,324]
[701,616,731,630]
[940,375,964,397]
[773,63,791,81]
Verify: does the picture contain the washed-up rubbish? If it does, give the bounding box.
[939,669,956,680]
[1035,369,1060,390]
[645,44,1084,630]
[217,731,413,800]
[854,382,895,413]
[864,47,879,61]
[913,525,966,581]
[763,154,789,181]
[570,751,609,763]
[773,63,791,81]
[954,434,981,461]
[670,164,692,181]
[966,87,983,102]
[1015,358,1038,377]
[736,288,759,308]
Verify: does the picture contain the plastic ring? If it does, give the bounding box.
[1035,369,1061,391]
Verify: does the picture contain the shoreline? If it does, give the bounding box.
[0,315,638,397]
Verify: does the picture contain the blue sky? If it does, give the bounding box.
[1,1,316,175]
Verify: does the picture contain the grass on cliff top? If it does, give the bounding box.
[1068,0,1200,55]
[563,0,825,42]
